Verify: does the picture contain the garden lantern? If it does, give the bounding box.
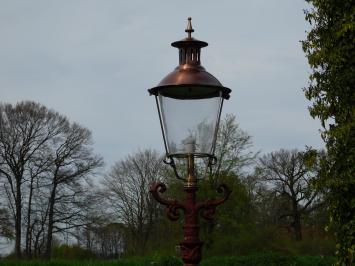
[148,18,232,266]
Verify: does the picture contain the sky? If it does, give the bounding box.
[0,0,324,169]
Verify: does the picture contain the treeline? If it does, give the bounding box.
[0,102,103,258]
[0,101,334,259]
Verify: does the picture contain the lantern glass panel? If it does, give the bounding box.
[158,92,222,157]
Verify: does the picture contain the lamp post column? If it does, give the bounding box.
[150,156,231,266]
[148,18,232,266]
[180,155,202,266]
[181,186,202,266]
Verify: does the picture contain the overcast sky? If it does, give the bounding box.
[0,0,323,169]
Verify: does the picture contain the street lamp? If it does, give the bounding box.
[148,18,232,266]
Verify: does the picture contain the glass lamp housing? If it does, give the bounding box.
[157,90,223,158]
[149,21,231,160]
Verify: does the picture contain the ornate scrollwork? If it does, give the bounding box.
[180,241,203,263]
[149,182,185,221]
[196,184,231,220]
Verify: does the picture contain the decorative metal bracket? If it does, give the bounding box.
[150,182,231,221]
[149,182,185,221]
[150,181,231,266]
[196,184,231,220]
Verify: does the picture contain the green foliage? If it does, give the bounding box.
[150,254,182,266]
[302,0,355,264]
[0,254,335,266]
[52,244,96,260]
[295,256,336,266]
[202,253,294,266]
[269,233,335,256]
[197,174,253,253]
[158,172,335,258]
[202,225,334,257]
[205,225,273,256]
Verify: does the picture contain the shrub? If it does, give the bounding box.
[52,244,96,260]
[150,254,182,266]
[0,254,336,266]
[200,253,336,266]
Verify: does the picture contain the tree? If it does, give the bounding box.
[0,208,12,239]
[23,143,52,258]
[198,173,253,254]
[81,223,125,258]
[0,101,103,259]
[166,114,256,184]
[302,1,355,263]
[102,149,164,255]
[256,149,320,240]
[210,114,256,184]
[0,101,67,258]
[197,114,256,251]
[43,122,103,259]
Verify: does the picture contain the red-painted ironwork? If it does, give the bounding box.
[149,182,231,266]
[148,18,232,266]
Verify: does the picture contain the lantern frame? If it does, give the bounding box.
[148,18,231,166]
[147,19,233,266]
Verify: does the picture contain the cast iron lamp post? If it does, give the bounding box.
[148,18,232,266]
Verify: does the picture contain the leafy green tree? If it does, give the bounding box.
[198,114,256,252]
[302,1,355,264]
[198,174,253,255]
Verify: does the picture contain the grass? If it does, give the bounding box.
[0,253,336,266]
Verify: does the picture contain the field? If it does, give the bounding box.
[0,253,336,266]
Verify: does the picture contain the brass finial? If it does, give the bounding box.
[185,17,194,39]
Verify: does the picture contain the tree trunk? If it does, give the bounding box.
[25,177,35,258]
[14,178,22,259]
[34,231,40,257]
[293,213,302,241]
[292,201,302,241]
[44,182,57,259]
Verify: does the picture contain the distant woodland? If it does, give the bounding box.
[0,0,354,265]
[0,102,333,259]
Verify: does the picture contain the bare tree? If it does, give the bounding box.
[102,149,163,255]
[0,101,67,258]
[256,149,320,240]
[43,122,103,259]
[81,223,125,258]
[0,208,12,239]
[172,114,256,185]
[0,101,103,258]
[211,114,256,183]
[74,192,121,258]
[23,146,52,258]
[28,189,50,258]
[181,114,257,250]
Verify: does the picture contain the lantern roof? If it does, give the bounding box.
[148,18,231,100]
